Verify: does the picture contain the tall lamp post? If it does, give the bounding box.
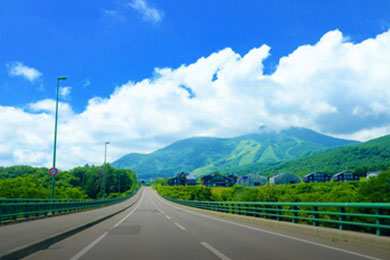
[51,76,67,200]
[103,141,110,198]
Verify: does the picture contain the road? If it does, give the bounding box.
[26,188,389,260]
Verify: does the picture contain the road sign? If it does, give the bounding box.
[49,167,59,176]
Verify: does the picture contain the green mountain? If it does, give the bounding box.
[232,134,390,176]
[112,127,356,178]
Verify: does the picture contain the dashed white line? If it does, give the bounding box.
[70,232,108,260]
[201,242,231,260]
[174,222,186,231]
[152,190,381,260]
[165,215,171,220]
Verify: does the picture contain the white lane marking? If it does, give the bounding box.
[152,190,381,260]
[165,215,171,220]
[201,242,231,260]
[149,193,164,214]
[70,190,145,260]
[70,232,107,260]
[174,222,186,231]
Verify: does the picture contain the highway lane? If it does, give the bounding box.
[25,187,388,260]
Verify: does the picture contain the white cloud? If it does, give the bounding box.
[7,62,42,82]
[129,0,164,23]
[82,79,91,88]
[1,29,390,169]
[102,9,125,21]
[60,86,71,98]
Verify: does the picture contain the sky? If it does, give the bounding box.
[1,0,390,169]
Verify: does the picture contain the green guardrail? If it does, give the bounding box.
[163,196,390,236]
[0,191,137,223]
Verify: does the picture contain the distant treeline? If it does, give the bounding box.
[0,165,137,199]
[156,169,390,203]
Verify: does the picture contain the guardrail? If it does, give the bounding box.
[0,191,137,223]
[163,197,390,236]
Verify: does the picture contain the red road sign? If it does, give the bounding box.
[49,167,59,176]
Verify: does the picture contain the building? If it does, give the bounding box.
[269,173,301,185]
[228,174,239,185]
[201,174,235,187]
[237,173,267,187]
[302,172,330,183]
[185,174,198,185]
[366,171,382,179]
[167,172,197,186]
[331,171,360,182]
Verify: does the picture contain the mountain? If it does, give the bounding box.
[231,134,390,176]
[112,127,356,178]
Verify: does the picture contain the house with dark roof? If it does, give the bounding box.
[366,171,382,179]
[167,172,198,186]
[201,174,235,187]
[269,173,301,185]
[331,171,360,182]
[237,173,267,187]
[228,174,239,185]
[302,172,330,183]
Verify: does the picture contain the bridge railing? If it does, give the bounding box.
[0,191,136,223]
[163,197,390,236]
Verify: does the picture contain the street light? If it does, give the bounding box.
[103,141,110,198]
[51,76,67,200]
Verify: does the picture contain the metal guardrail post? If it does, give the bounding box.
[312,206,319,226]
[376,208,383,236]
[276,206,281,221]
[293,205,298,223]
[339,207,346,230]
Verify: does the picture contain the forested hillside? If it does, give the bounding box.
[231,134,390,176]
[0,165,137,199]
[113,127,355,178]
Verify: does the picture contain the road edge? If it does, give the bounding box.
[1,192,141,260]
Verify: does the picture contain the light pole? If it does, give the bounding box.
[51,76,67,200]
[103,141,110,198]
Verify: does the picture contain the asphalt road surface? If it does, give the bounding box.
[25,188,389,260]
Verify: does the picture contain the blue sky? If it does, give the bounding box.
[1,0,389,111]
[1,0,390,168]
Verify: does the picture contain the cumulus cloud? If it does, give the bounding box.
[1,29,390,169]
[129,0,164,23]
[82,79,91,88]
[7,62,42,82]
[102,9,125,21]
[60,86,71,98]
